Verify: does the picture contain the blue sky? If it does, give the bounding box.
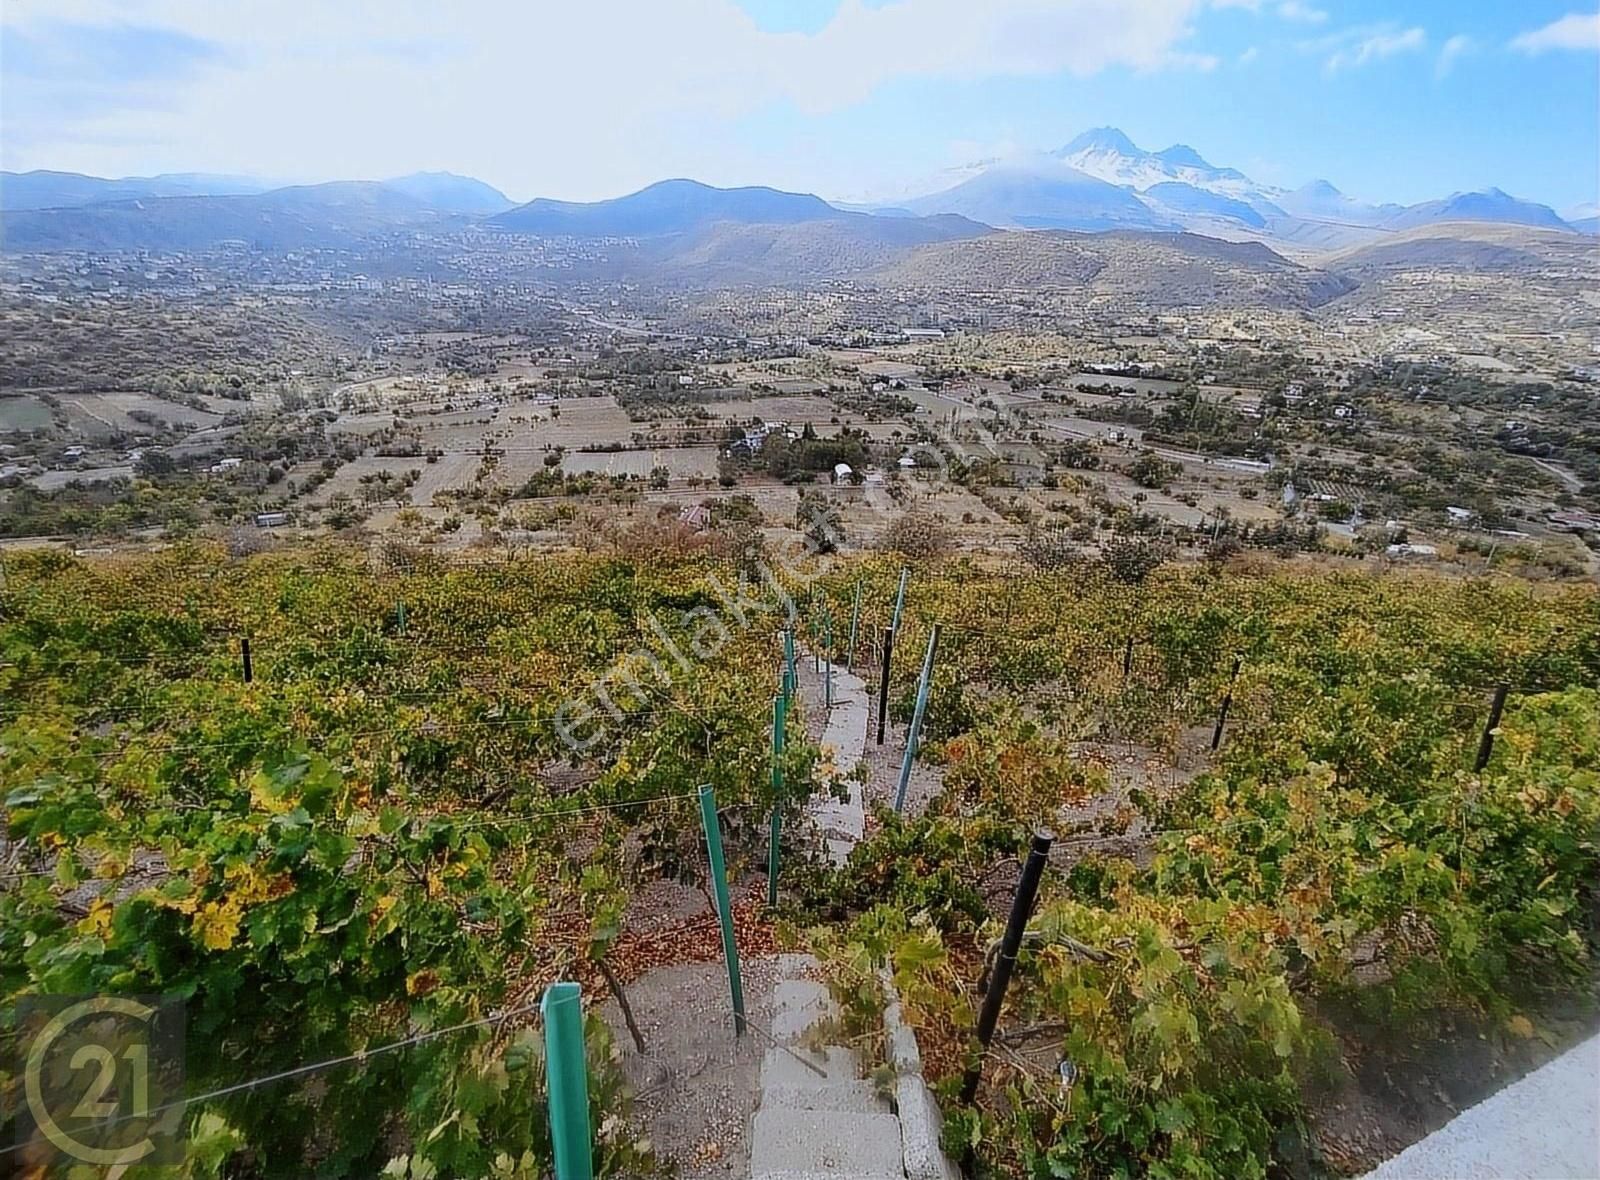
[2,1,1596,213]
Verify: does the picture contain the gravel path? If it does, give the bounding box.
[596,956,779,1179]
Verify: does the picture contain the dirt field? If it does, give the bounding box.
[30,463,135,490]
[56,392,227,438]
[565,446,721,478]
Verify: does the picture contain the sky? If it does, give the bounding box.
[2,1,1597,214]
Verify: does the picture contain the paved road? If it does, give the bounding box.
[1363,1034,1600,1180]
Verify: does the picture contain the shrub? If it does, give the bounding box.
[882,510,954,559]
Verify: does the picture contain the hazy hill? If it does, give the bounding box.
[1383,188,1572,232]
[900,165,1168,231]
[0,181,462,251]
[0,169,270,211]
[492,179,844,237]
[382,171,514,215]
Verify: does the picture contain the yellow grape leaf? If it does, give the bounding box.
[79,897,115,941]
[1506,1014,1535,1039]
[150,891,200,916]
[193,900,244,950]
[248,769,297,816]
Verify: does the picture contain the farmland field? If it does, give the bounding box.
[0,396,54,431]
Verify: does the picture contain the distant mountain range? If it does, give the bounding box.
[0,132,1588,266]
[493,178,838,236]
[0,170,272,210]
[0,169,511,217]
[1,180,475,252]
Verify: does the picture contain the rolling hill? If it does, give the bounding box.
[626,212,991,283]
[1324,221,1590,274]
[870,229,1357,309]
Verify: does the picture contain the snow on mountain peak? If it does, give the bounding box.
[1053,126,1279,211]
[1059,126,1142,157]
[1155,144,1211,170]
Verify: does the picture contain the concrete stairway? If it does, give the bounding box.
[750,954,903,1180]
[755,655,958,1179]
[807,656,869,866]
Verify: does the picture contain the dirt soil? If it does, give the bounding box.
[596,956,779,1180]
[859,715,945,819]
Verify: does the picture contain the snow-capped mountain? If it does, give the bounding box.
[1274,180,1401,226]
[1052,127,1280,215]
[891,127,1577,243]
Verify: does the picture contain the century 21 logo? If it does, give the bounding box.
[13,994,186,1168]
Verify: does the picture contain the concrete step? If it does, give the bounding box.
[774,978,830,1014]
[771,1005,832,1042]
[760,1045,860,1089]
[762,1080,891,1113]
[776,952,820,981]
[749,1108,906,1178]
[773,1003,835,1043]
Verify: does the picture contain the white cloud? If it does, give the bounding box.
[0,0,1218,196]
[1239,45,1260,63]
[1319,25,1426,74]
[1510,12,1600,54]
[1277,1,1327,24]
[1210,0,1261,9]
[1435,34,1472,78]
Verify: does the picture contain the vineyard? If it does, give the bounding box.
[2,542,1598,1178]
